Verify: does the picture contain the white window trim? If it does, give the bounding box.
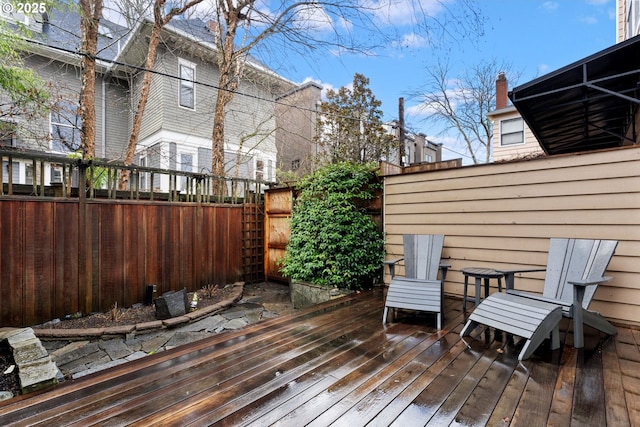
[499,117,525,147]
[255,158,264,182]
[178,58,196,111]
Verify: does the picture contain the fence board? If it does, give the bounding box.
[123,204,145,304]
[62,203,78,316]
[1,201,23,326]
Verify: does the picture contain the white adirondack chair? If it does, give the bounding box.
[461,238,618,360]
[383,234,450,329]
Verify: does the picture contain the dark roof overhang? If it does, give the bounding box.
[509,35,640,155]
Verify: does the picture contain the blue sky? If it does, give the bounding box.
[276,0,617,160]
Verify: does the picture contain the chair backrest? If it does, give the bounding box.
[543,238,618,308]
[402,234,445,281]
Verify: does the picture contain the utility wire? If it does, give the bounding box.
[23,37,369,122]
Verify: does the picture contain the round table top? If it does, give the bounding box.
[461,267,504,278]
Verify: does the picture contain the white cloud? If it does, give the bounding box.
[541,1,559,12]
[538,63,550,75]
[580,15,599,24]
[301,77,336,99]
[361,0,449,26]
[405,103,429,117]
[392,32,429,49]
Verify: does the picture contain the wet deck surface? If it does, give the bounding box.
[1,289,639,426]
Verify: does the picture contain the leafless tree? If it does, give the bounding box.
[107,0,152,27]
[85,0,483,186]
[200,0,484,177]
[414,58,519,164]
[119,0,205,189]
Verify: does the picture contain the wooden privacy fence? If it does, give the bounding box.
[1,149,267,327]
[0,198,264,327]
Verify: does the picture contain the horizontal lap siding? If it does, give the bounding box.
[383,146,640,326]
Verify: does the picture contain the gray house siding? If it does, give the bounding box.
[154,48,218,141]
[134,59,166,143]
[8,55,83,151]
[2,54,130,161]
[103,78,130,160]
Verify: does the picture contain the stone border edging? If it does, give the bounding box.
[34,283,245,340]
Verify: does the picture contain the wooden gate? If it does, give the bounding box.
[264,188,293,282]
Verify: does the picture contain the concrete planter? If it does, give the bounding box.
[289,281,353,309]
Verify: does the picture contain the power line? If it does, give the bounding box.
[23,37,391,124]
[25,36,336,115]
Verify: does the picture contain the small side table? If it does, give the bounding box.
[461,267,504,311]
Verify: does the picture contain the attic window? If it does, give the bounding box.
[98,24,113,38]
[51,100,82,153]
[179,59,196,110]
[500,117,524,146]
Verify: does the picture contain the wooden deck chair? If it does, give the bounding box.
[383,234,450,329]
[461,238,618,360]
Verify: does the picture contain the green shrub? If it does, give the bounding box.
[279,162,383,290]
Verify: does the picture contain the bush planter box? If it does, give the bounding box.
[290,281,353,309]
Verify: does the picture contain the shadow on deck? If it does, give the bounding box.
[1,289,639,426]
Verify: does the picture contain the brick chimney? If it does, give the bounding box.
[496,72,508,110]
[206,20,218,34]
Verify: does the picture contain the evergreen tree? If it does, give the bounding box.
[315,73,395,164]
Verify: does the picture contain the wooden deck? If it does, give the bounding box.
[1,289,639,426]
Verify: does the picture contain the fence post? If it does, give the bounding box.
[77,161,93,315]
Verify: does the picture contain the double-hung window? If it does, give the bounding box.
[0,120,18,147]
[179,152,193,191]
[179,59,196,109]
[500,117,524,146]
[51,100,82,152]
[256,159,264,181]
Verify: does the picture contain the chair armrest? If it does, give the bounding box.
[496,268,546,290]
[439,262,451,283]
[570,276,612,307]
[568,276,612,287]
[384,258,403,278]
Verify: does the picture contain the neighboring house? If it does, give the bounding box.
[0,6,298,191]
[617,0,640,42]
[383,121,442,166]
[275,81,322,178]
[0,7,130,185]
[491,2,640,161]
[274,84,443,177]
[487,73,543,162]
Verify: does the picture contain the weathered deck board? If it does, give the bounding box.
[1,289,639,427]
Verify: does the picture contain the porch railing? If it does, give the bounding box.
[0,148,270,204]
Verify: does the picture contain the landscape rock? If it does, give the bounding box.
[155,288,189,320]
